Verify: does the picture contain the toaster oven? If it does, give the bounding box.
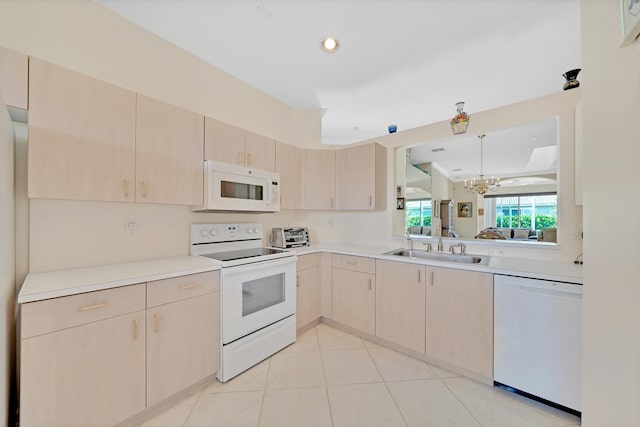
[271,227,310,248]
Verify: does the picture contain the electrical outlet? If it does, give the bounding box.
[127,222,137,237]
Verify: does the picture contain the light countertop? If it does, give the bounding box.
[19,243,582,304]
[286,243,583,284]
[18,256,221,304]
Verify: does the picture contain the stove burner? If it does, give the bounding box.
[201,248,289,262]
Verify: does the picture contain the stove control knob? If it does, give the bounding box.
[247,228,254,234]
[210,230,217,236]
[200,229,210,237]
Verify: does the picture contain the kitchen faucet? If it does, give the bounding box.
[437,237,443,252]
[405,230,413,250]
[449,242,466,255]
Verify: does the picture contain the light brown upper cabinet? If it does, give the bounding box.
[336,143,387,210]
[244,130,276,171]
[305,149,336,210]
[204,117,275,172]
[275,141,305,209]
[28,58,136,202]
[0,46,28,109]
[136,95,204,205]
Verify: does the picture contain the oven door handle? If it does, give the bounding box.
[223,256,297,274]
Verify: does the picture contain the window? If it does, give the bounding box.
[406,199,432,227]
[485,194,557,230]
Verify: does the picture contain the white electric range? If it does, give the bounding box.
[190,223,297,382]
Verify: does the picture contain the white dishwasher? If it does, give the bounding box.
[494,274,582,414]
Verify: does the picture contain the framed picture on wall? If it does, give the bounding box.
[621,0,640,47]
[457,202,472,218]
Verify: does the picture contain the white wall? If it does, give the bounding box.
[0,96,15,426]
[581,1,640,425]
[0,1,321,148]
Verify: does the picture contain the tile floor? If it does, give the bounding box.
[141,323,581,427]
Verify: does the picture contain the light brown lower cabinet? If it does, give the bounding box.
[20,271,221,426]
[296,254,321,329]
[20,310,146,427]
[146,292,219,406]
[425,267,494,379]
[331,255,376,334]
[375,259,426,353]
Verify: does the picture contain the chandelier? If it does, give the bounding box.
[464,134,500,195]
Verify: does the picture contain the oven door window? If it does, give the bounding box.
[242,272,285,316]
[221,181,264,201]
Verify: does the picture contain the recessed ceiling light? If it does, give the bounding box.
[351,126,359,132]
[321,37,339,52]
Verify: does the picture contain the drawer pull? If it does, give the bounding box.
[141,181,148,198]
[154,313,160,333]
[346,261,357,266]
[178,284,199,291]
[77,302,108,312]
[133,319,140,340]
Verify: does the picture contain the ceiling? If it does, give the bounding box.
[409,116,558,183]
[96,0,581,146]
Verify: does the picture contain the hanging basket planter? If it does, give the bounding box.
[450,102,470,135]
[451,119,469,134]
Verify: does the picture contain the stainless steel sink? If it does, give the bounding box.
[384,249,489,265]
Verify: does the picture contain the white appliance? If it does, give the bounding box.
[494,274,582,414]
[191,160,280,213]
[190,223,296,382]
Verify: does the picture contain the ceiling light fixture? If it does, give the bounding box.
[464,134,500,195]
[321,37,339,52]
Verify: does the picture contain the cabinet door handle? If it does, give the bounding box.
[77,302,108,312]
[154,313,160,333]
[429,271,434,286]
[297,275,300,287]
[178,284,199,291]
[330,197,334,208]
[247,152,253,166]
[238,151,244,165]
[141,181,148,198]
[133,319,140,340]
[369,195,372,206]
[368,278,372,290]
[123,179,129,198]
[418,270,421,283]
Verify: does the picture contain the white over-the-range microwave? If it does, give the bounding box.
[191,160,280,213]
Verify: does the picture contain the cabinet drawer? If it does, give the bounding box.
[332,254,375,274]
[21,283,146,339]
[147,271,219,308]
[297,253,319,271]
